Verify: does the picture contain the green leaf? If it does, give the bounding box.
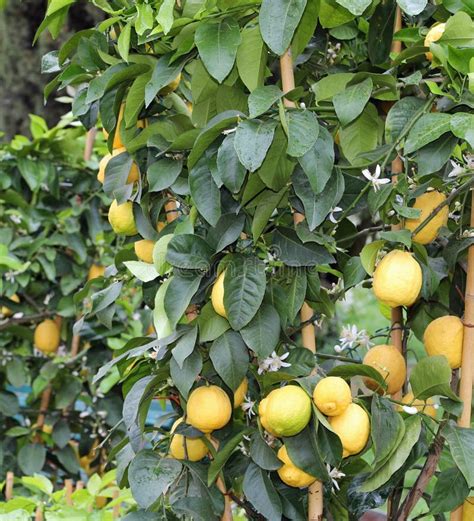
[343,256,367,289]
[234,119,277,172]
[165,272,203,327]
[359,415,421,492]
[217,134,247,193]
[207,213,246,252]
[148,158,183,192]
[135,3,154,35]
[312,72,354,101]
[172,327,198,369]
[236,24,267,92]
[240,304,281,358]
[208,429,251,485]
[250,433,283,470]
[210,331,248,390]
[223,256,267,330]
[410,356,460,401]
[450,113,474,148]
[328,364,388,390]
[333,77,372,127]
[360,240,385,275]
[430,467,469,514]
[259,0,307,56]
[272,227,335,266]
[18,444,46,475]
[287,268,307,321]
[124,261,159,282]
[243,463,282,520]
[157,0,175,34]
[291,0,320,56]
[129,451,182,508]
[404,113,452,154]
[379,230,412,248]
[396,0,427,15]
[248,85,283,118]
[189,158,221,226]
[166,234,214,270]
[198,302,230,342]
[439,11,474,47]
[286,110,319,157]
[117,22,131,62]
[368,0,397,65]
[170,351,202,399]
[444,423,474,488]
[195,18,241,83]
[334,0,371,15]
[297,126,335,194]
[0,391,19,416]
[145,54,184,107]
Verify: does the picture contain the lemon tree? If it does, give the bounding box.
[37,0,474,519]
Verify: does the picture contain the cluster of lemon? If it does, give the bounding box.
[169,380,247,461]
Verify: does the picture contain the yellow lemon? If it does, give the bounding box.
[108,200,138,236]
[211,271,227,318]
[157,221,166,232]
[159,73,182,95]
[97,147,139,184]
[363,344,407,395]
[34,319,61,354]
[398,392,437,419]
[463,497,474,521]
[134,239,155,263]
[259,386,311,437]
[169,418,209,461]
[405,191,448,244]
[186,385,232,433]
[234,377,248,408]
[423,315,463,369]
[313,376,352,416]
[373,250,422,308]
[329,403,370,458]
[424,23,446,61]
[88,264,105,281]
[277,445,316,488]
[42,424,53,435]
[1,293,20,316]
[112,104,125,149]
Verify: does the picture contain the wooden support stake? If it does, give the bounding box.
[65,479,73,506]
[75,481,84,491]
[34,507,43,521]
[280,48,323,521]
[5,471,14,500]
[211,439,233,521]
[450,190,474,521]
[112,489,121,519]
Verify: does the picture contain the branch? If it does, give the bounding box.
[0,311,54,331]
[228,492,265,521]
[395,426,444,520]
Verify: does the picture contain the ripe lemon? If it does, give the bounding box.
[108,200,138,236]
[373,250,422,308]
[211,271,227,318]
[42,424,53,434]
[1,293,20,316]
[134,239,155,263]
[329,403,370,458]
[186,385,232,433]
[159,73,182,95]
[169,418,209,461]
[112,104,125,149]
[398,392,437,418]
[277,445,316,488]
[87,264,105,281]
[157,221,166,232]
[259,386,311,437]
[405,191,448,244]
[34,319,60,354]
[424,23,446,61]
[463,497,474,521]
[234,377,248,408]
[313,376,352,416]
[424,315,463,369]
[97,148,139,185]
[363,344,406,395]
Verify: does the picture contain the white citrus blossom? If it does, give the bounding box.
[241,396,256,418]
[362,165,390,191]
[329,206,343,224]
[335,324,372,353]
[257,351,291,374]
[447,160,464,178]
[402,405,419,415]
[327,465,346,491]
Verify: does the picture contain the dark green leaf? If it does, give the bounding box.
[333,78,372,127]
[217,134,247,193]
[444,422,474,488]
[210,331,249,391]
[328,364,387,390]
[240,304,281,358]
[287,110,319,157]
[148,159,183,192]
[250,433,283,470]
[272,227,335,266]
[243,463,282,520]
[234,119,277,172]
[410,356,460,401]
[189,158,221,226]
[170,351,203,399]
[166,234,214,270]
[430,467,469,514]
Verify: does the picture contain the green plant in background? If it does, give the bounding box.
[0,114,136,480]
[31,0,474,520]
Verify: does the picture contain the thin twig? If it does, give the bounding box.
[0,311,54,331]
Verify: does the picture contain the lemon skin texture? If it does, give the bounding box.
[234,377,248,408]
[277,445,316,488]
[259,386,311,437]
[134,240,155,263]
[1,293,20,316]
[329,403,370,458]
[169,418,209,461]
[313,376,352,416]
[34,319,61,354]
[97,147,139,184]
[424,23,446,61]
[399,392,437,418]
[159,73,182,95]
[423,315,463,369]
[108,200,138,236]
[405,191,448,244]
[88,264,105,281]
[211,271,227,318]
[363,344,407,395]
[186,385,232,433]
[373,250,422,308]
[462,497,474,521]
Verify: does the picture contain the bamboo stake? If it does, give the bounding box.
[65,479,74,506]
[5,471,14,500]
[211,439,233,521]
[450,191,474,521]
[280,48,323,521]
[112,489,120,519]
[75,481,84,491]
